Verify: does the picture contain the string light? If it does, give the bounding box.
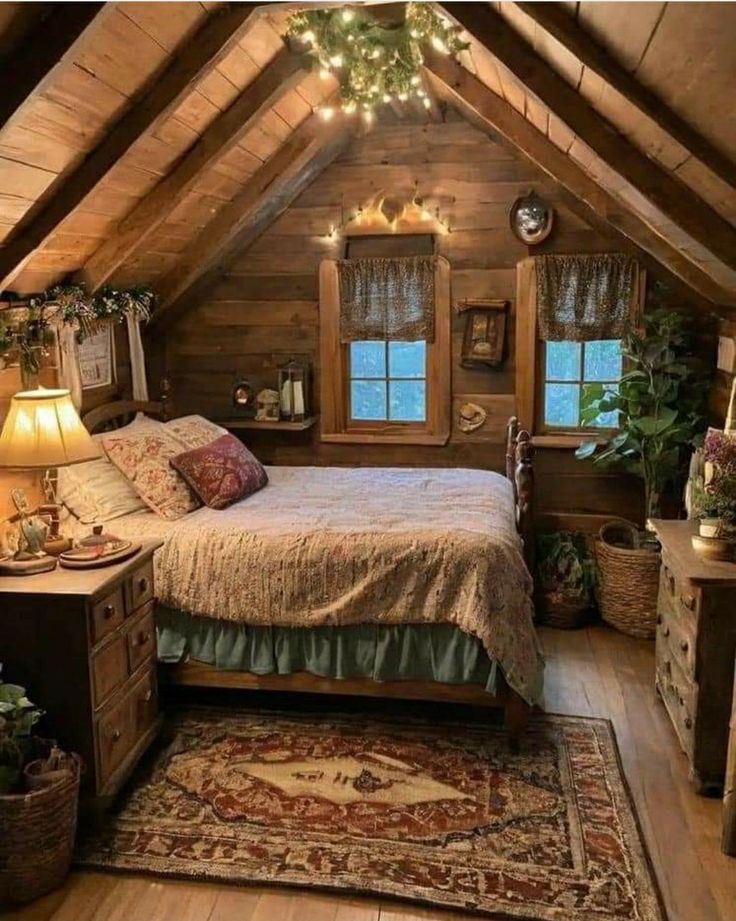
[287,5,467,112]
[319,106,335,121]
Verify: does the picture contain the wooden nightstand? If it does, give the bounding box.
[650,519,736,794]
[0,540,163,805]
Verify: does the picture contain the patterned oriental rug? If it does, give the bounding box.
[77,708,666,921]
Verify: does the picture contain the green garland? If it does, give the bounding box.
[29,283,154,340]
[287,4,468,116]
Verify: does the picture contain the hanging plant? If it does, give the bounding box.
[287,3,468,119]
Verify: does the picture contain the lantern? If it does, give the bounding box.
[278,359,310,423]
[231,379,256,417]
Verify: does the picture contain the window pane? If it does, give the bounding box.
[350,341,386,378]
[590,384,620,427]
[584,339,622,382]
[544,383,580,427]
[545,341,581,381]
[389,380,426,421]
[351,380,387,420]
[388,340,426,379]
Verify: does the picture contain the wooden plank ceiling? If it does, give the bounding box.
[0,1,734,315]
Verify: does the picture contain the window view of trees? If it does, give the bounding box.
[544,339,622,428]
[350,340,426,422]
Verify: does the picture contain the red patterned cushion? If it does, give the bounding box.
[170,434,268,509]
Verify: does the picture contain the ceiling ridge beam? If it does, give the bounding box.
[514,2,736,190]
[0,2,262,293]
[77,49,307,292]
[0,2,106,134]
[424,52,734,309]
[441,3,736,275]
[148,117,354,333]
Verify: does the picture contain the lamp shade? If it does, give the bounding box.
[0,388,100,469]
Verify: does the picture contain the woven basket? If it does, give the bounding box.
[537,590,591,629]
[596,520,661,639]
[0,753,81,905]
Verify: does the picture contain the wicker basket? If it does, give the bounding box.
[596,520,661,639]
[0,753,82,905]
[537,590,591,629]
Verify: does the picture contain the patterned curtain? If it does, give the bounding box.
[536,254,638,341]
[337,255,436,343]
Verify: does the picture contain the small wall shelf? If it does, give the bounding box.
[218,415,319,433]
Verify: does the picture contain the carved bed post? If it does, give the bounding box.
[505,416,520,504]
[515,429,535,576]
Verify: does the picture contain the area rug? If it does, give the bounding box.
[77,708,666,921]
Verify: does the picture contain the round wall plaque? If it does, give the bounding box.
[510,192,554,245]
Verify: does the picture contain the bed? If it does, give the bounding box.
[80,398,543,737]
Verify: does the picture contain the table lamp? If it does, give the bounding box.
[0,388,100,574]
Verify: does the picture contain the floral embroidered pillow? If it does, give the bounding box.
[170,434,268,510]
[165,415,228,450]
[103,429,201,520]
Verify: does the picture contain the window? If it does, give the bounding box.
[542,339,622,429]
[515,256,644,445]
[350,340,427,422]
[319,253,451,445]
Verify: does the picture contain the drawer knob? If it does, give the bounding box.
[143,689,152,703]
[663,626,670,638]
[664,567,675,595]
[680,594,696,612]
[656,614,662,626]
[684,717,693,730]
[103,604,115,619]
[138,577,149,594]
[111,728,121,742]
[680,640,689,654]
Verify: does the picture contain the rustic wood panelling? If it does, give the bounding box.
[160,116,700,529]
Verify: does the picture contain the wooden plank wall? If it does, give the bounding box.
[161,116,716,531]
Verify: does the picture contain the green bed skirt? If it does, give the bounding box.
[156,608,501,695]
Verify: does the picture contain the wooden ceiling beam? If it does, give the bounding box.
[78,49,307,293]
[424,52,735,309]
[0,2,105,133]
[0,2,262,292]
[148,117,353,333]
[441,4,736,275]
[515,2,736,191]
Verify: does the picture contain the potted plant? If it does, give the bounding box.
[535,531,597,628]
[689,429,736,559]
[574,309,709,637]
[0,667,82,905]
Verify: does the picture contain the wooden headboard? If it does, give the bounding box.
[82,381,170,434]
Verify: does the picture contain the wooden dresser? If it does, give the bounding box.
[0,541,163,804]
[650,520,736,794]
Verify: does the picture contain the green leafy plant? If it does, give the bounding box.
[0,666,44,794]
[536,531,597,603]
[287,4,468,118]
[575,309,709,520]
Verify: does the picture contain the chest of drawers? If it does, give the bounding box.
[650,520,736,794]
[0,540,163,804]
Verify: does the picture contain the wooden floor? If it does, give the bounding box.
[7,625,735,921]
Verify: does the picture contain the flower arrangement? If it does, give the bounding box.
[286,4,468,120]
[690,430,736,538]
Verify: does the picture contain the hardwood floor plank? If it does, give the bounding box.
[7,624,736,921]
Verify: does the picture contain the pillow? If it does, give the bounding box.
[165,415,228,450]
[57,415,161,523]
[103,428,201,520]
[170,434,268,510]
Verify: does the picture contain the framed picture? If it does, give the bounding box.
[78,325,115,390]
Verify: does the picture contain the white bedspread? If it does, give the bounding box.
[69,466,543,704]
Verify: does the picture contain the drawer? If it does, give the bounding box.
[126,604,156,674]
[660,557,701,623]
[657,608,697,680]
[656,639,696,758]
[125,559,154,615]
[90,587,125,645]
[91,632,129,708]
[97,686,136,785]
[130,667,158,740]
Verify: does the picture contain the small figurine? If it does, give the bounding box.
[255,388,280,422]
[12,489,49,557]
